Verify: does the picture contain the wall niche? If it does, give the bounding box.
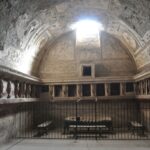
[82,84,91,96]
[55,85,62,97]
[68,85,76,97]
[126,82,134,92]
[110,83,120,96]
[41,85,49,93]
[96,83,105,96]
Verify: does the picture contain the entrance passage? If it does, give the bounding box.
[16,100,150,140]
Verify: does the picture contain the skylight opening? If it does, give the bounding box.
[71,19,104,41]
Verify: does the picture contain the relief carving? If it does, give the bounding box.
[107,21,120,34]
[143,30,150,42]
[24,19,40,37]
[120,0,150,37]
[3,47,22,64]
[122,32,137,50]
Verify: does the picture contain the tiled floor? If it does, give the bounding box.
[1,139,150,150]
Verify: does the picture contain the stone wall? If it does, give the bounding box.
[140,101,150,131]
[0,0,150,76]
[0,103,34,144]
[39,32,136,81]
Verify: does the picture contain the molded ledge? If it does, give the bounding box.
[48,95,136,102]
[0,65,40,82]
[136,95,150,100]
[0,98,41,104]
[134,71,150,81]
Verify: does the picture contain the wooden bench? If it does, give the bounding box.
[69,125,108,138]
[128,121,145,135]
[37,121,53,136]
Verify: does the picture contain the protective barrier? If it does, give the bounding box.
[16,100,150,140]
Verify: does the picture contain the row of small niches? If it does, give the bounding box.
[41,83,134,97]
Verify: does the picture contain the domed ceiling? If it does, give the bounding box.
[0,0,150,77]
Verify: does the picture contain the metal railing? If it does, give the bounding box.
[16,99,150,140]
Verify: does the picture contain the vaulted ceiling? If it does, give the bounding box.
[0,0,150,77]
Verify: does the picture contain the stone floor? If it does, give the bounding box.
[1,139,150,150]
[18,129,150,140]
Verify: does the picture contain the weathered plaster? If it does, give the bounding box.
[39,32,136,82]
[0,0,150,76]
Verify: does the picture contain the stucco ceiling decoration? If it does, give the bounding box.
[0,0,150,76]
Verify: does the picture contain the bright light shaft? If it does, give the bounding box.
[71,20,104,41]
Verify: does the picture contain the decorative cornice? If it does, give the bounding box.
[0,98,40,105]
[41,76,134,84]
[49,95,136,102]
[134,71,150,81]
[0,65,40,83]
[136,95,150,100]
[0,64,150,84]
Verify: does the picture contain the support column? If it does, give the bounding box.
[35,85,40,98]
[22,82,26,98]
[62,85,67,97]
[15,81,19,98]
[142,81,145,94]
[138,82,140,95]
[18,82,26,98]
[91,84,95,97]
[18,82,22,97]
[6,81,11,98]
[25,83,29,98]
[148,79,150,94]
[52,85,55,97]
[31,84,36,98]
[140,81,142,95]
[105,83,109,96]
[49,85,54,98]
[0,79,3,98]
[120,82,125,96]
[0,79,8,98]
[28,84,32,98]
[135,82,137,95]
[77,84,81,97]
[146,80,148,95]
[144,79,147,95]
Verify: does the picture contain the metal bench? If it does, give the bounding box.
[64,116,113,134]
[69,124,108,138]
[128,121,145,135]
[37,121,53,136]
